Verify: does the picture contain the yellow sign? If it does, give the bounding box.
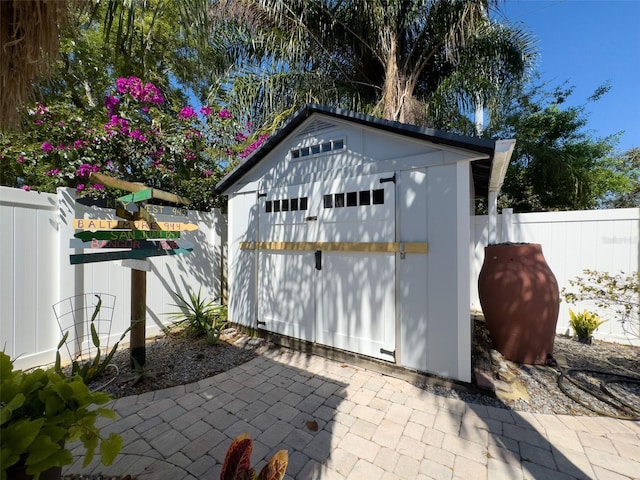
[73,218,198,231]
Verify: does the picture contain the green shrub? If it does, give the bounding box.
[568,309,607,343]
[563,270,639,338]
[0,352,122,479]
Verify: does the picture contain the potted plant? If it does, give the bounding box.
[478,242,560,364]
[568,309,607,344]
[0,352,122,480]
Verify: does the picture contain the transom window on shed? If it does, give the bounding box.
[265,197,308,213]
[291,139,345,159]
[324,188,384,208]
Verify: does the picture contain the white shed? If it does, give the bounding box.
[216,105,514,383]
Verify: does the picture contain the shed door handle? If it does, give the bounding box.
[315,250,322,270]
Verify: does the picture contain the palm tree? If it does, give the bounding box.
[0,0,68,130]
[214,0,536,131]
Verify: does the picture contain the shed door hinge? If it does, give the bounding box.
[257,192,267,198]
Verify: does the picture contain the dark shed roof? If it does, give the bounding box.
[215,104,497,198]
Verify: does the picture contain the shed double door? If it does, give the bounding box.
[258,173,396,362]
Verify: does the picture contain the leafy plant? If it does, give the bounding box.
[220,433,288,480]
[54,295,130,384]
[167,288,227,343]
[0,352,122,480]
[568,309,607,344]
[563,270,639,338]
[118,357,158,387]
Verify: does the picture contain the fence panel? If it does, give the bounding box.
[1,186,225,370]
[472,208,640,345]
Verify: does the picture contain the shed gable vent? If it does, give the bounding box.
[296,118,336,137]
[291,138,344,159]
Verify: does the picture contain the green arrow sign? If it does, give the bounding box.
[70,247,193,265]
[118,188,153,203]
[74,230,181,241]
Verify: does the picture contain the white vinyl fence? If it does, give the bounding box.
[472,208,640,345]
[2,184,638,372]
[1,187,226,370]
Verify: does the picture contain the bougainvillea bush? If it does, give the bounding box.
[0,76,267,211]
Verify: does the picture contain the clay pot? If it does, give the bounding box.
[478,243,559,364]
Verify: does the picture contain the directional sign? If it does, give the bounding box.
[118,188,153,204]
[76,196,138,212]
[69,238,193,250]
[70,247,193,265]
[74,230,181,241]
[72,219,198,231]
[142,204,188,217]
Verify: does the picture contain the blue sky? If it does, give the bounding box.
[494,0,640,153]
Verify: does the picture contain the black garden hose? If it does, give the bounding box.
[556,367,640,420]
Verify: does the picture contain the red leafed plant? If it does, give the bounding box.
[220,433,288,480]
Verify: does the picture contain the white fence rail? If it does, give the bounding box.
[472,208,640,345]
[1,187,226,370]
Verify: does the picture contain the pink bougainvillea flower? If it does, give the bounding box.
[92,184,105,191]
[46,169,60,176]
[76,163,99,178]
[105,96,120,113]
[141,83,164,105]
[200,106,212,116]
[22,185,31,191]
[129,129,147,142]
[41,141,54,153]
[17,156,24,163]
[178,106,197,120]
[202,169,213,177]
[35,103,48,116]
[116,77,129,94]
[76,184,85,191]
[218,108,232,119]
[73,140,84,149]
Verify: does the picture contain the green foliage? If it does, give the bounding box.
[0,352,122,479]
[220,433,288,480]
[214,0,535,129]
[168,288,228,343]
[492,80,627,212]
[568,309,607,343]
[600,148,640,208]
[0,78,266,211]
[54,295,130,384]
[563,270,640,339]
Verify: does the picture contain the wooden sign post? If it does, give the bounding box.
[72,172,194,368]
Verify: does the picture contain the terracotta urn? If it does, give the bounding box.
[478,243,560,364]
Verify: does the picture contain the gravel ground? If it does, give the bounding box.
[419,315,640,419]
